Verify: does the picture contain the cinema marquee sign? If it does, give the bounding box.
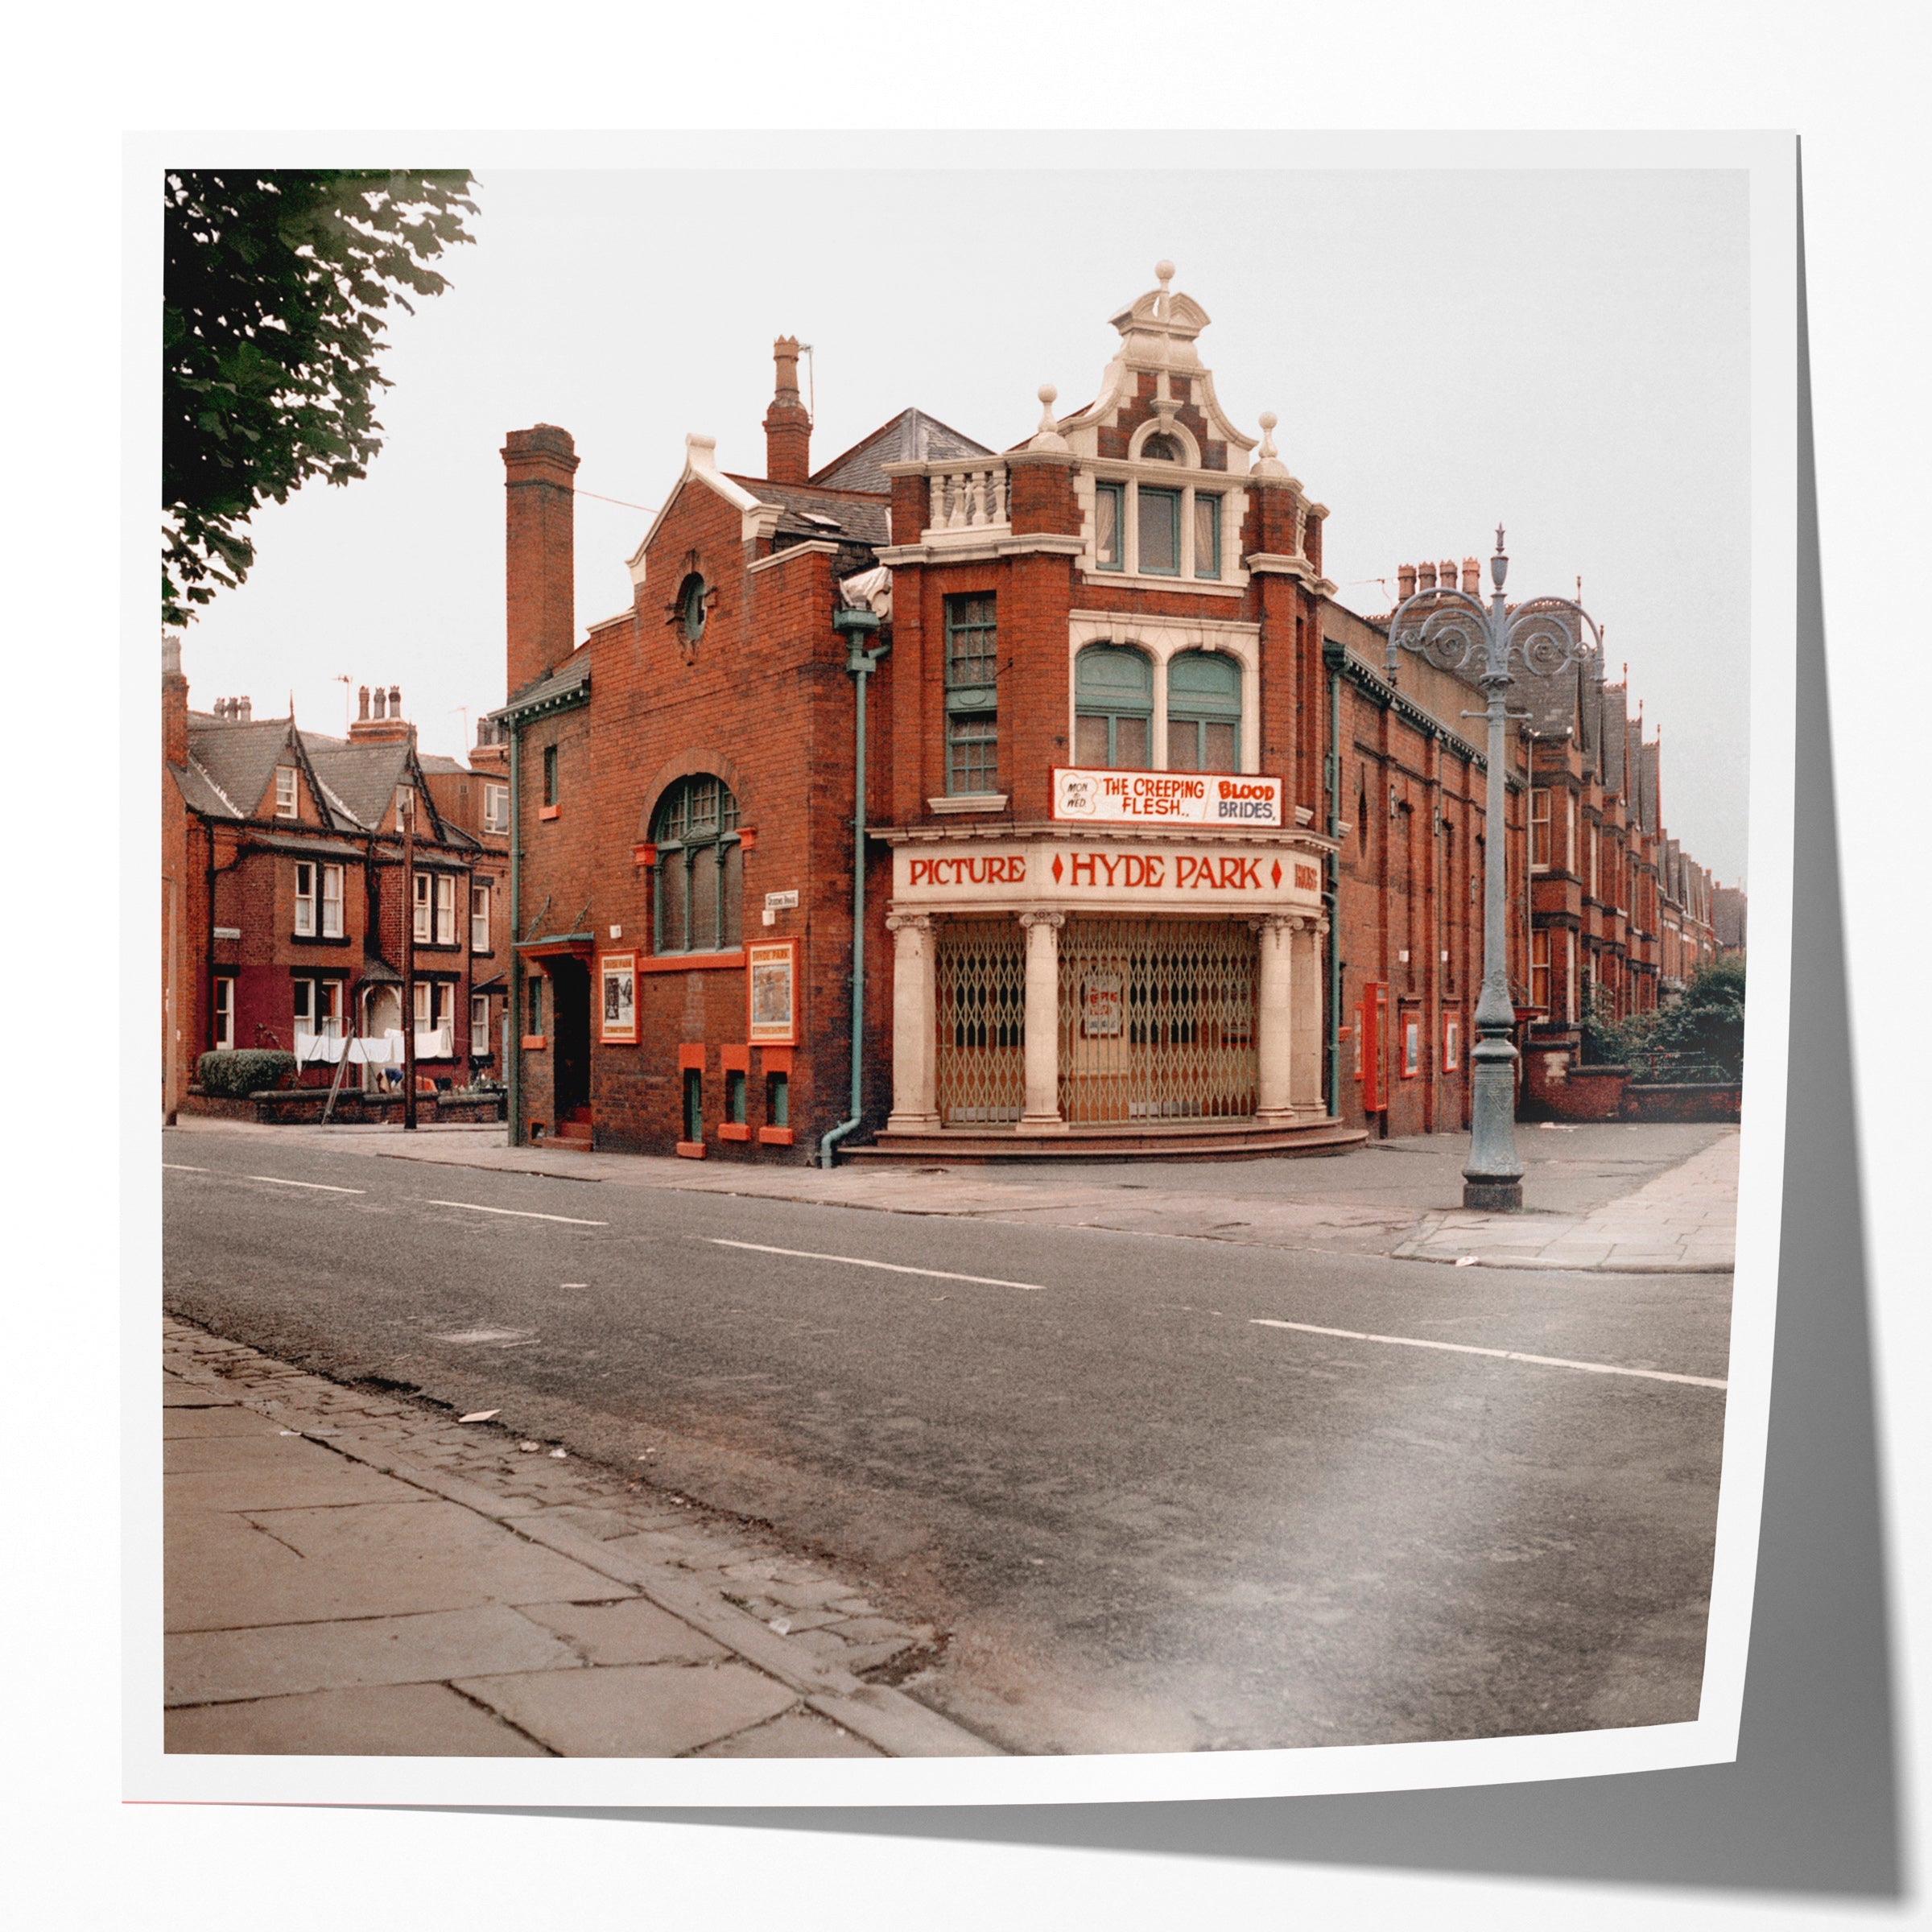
[893,836,1323,914]
[1051,766,1285,828]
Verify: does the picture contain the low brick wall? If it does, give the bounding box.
[1622,1081,1742,1124]
[1521,1042,1629,1122]
[180,1087,505,1126]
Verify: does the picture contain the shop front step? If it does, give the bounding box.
[847,1118,1367,1163]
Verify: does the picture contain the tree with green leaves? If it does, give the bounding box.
[163,170,477,628]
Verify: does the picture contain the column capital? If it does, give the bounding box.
[1249,912,1297,936]
[885,910,937,934]
[1018,908,1067,931]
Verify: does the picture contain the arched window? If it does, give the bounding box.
[1141,432,1183,462]
[1166,651,1241,772]
[677,572,708,643]
[651,774,741,955]
[1074,645,1153,768]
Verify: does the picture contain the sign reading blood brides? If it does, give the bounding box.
[1052,766,1283,827]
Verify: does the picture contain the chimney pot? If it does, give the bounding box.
[237,696,251,722]
[1397,563,1416,602]
[373,687,386,720]
[390,684,402,716]
[1418,562,1438,593]
[763,334,811,485]
[1461,555,1480,595]
[358,684,370,720]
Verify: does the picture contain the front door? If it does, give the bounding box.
[550,955,592,1124]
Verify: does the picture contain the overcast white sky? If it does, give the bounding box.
[173,161,1751,882]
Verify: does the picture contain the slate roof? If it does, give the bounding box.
[1637,739,1662,835]
[180,712,295,820]
[723,475,892,547]
[304,738,413,832]
[807,408,991,497]
[499,652,591,716]
[1600,685,1629,798]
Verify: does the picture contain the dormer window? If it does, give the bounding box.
[275,766,298,817]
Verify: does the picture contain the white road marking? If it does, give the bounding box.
[708,1238,1046,1292]
[246,1174,365,1194]
[1249,1318,1725,1390]
[423,1199,608,1226]
[162,1163,208,1172]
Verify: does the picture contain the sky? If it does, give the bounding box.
[170,162,1752,883]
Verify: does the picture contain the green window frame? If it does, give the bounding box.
[1137,486,1181,576]
[1073,645,1154,769]
[1166,650,1243,773]
[651,774,743,955]
[527,975,543,1037]
[943,593,999,795]
[766,1071,789,1127]
[1193,493,1222,580]
[726,1067,747,1124]
[1093,482,1125,572]
[683,1067,704,1142]
[542,743,558,807]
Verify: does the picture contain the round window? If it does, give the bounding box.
[678,572,708,643]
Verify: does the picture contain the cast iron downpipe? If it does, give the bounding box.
[507,719,523,1146]
[1323,635,1345,1119]
[819,606,889,1168]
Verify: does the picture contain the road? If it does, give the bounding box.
[160,1127,1730,1756]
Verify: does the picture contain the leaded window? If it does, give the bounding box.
[1166,651,1241,772]
[651,774,743,955]
[944,594,998,795]
[1073,645,1153,769]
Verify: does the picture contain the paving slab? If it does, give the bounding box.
[166,1681,554,1757]
[692,1709,886,1758]
[163,1404,293,1442]
[165,1433,426,1512]
[167,1603,581,1705]
[516,1597,730,1666]
[454,1660,798,1757]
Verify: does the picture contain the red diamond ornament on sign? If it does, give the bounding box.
[1271,860,1282,887]
[1051,853,1064,884]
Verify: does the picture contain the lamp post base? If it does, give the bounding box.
[1463,1177,1524,1212]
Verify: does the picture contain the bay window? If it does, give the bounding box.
[943,593,998,795]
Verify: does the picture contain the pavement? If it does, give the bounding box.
[1393,1132,1740,1273]
[164,1317,999,1758]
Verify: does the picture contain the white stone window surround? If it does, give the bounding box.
[1067,612,1261,777]
[1075,438,1250,593]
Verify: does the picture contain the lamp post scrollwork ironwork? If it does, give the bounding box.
[1384,526,1600,1211]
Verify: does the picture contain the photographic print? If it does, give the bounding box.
[143,133,1794,1806]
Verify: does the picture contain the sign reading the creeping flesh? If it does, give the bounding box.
[1052,766,1284,827]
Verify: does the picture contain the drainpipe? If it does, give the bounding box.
[1323,635,1345,1118]
[819,606,890,1168]
[507,719,523,1146]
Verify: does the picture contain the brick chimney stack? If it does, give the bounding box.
[1397,564,1416,603]
[350,683,412,744]
[163,636,188,766]
[763,336,811,484]
[1461,555,1480,596]
[502,423,580,700]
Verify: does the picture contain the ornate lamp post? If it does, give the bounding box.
[1385,526,1600,1210]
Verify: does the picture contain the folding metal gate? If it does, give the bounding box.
[1058,918,1258,1123]
[935,918,1026,1124]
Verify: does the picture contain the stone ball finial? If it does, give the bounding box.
[1253,411,1286,478]
[1029,382,1068,452]
[1155,259,1175,285]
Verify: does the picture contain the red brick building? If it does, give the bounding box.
[490,266,1734,1161]
[161,642,511,1117]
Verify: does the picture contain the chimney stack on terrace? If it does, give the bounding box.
[502,423,580,702]
[163,636,188,766]
[350,682,411,744]
[763,336,811,485]
[1461,555,1480,596]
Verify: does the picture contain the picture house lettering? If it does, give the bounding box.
[890,838,1323,914]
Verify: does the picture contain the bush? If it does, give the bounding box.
[1631,957,1747,1084]
[196,1049,298,1097]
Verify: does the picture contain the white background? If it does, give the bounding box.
[6,2,1926,1926]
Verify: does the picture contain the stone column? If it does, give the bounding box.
[1253,914,1295,1123]
[885,911,941,1132]
[1015,910,1067,1133]
[1290,914,1327,1115]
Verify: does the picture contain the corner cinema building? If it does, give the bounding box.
[493,266,1509,1160]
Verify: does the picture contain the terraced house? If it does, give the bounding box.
[161,645,511,1119]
